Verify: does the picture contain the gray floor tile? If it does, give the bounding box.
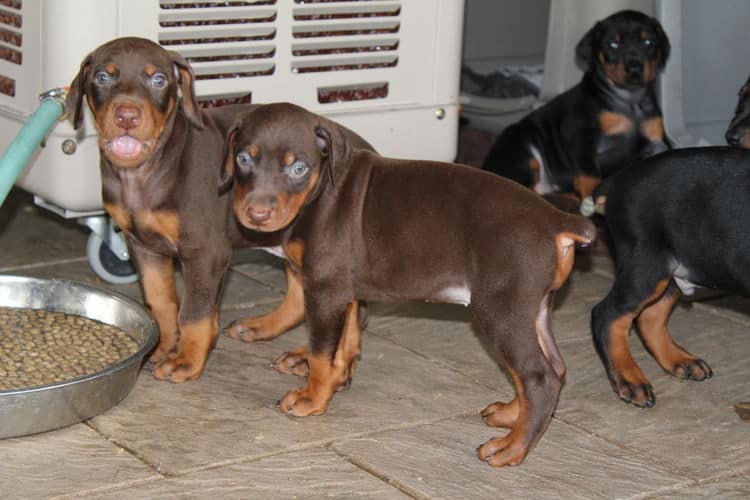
[87,312,499,475]
[81,447,407,499]
[332,416,687,500]
[0,423,155,498]
[555,304,750,478]
[654,475,750,499]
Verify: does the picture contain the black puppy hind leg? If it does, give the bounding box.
[635,280,712,381]
[591,259,673,407]
[472,292,563,467]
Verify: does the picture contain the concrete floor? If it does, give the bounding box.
[1,187,749,499]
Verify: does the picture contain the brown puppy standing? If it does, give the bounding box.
[220,102,596,467]
[65,38,358,382]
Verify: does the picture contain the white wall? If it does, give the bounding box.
[680,0,750,145]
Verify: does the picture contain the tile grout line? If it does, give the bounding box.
[64,410,481,498]
[368,321,696,482]
[626,467,750,499]
[0,256,88,273]
[329,443,427,500]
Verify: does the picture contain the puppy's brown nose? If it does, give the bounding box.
[114,104,142,130]
[247,205,273,224]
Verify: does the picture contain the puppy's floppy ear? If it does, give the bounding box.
[315,122,349,192]
[575,21,603,70]
[65,54,92,130]
[651,18,671,69]
[218,122,239,195]
[169,50,203,129]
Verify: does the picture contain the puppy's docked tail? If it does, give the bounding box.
[552,214,596,290]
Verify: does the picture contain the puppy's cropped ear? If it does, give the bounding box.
[65,54,92,130]
[218,123,239,195]
[315,122,348,192]
[170,51,203,129]
[575,21,603,70]
[652,19,671,69]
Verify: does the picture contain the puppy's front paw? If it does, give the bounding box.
[476,432,529,467]
[610,374,655,407]
[670,357,712,381]
[273,346,310,377]
[481,399,519,428]
[278,387,330,417]
[152,353,204,383]
[224,320,263,343]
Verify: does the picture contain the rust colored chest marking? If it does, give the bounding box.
[283,240,304,269]
[640,116,664,143]
[103,202,131,233]
[135,210,180,245]
[599,111,633,136]
[103,203,180,244]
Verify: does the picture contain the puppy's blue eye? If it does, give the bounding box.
[237,152,252,167]
[288,161,309,178]
[151,73,167,88]
[95,71,111,86]
[608,41,620,50]
[643,38,653,46]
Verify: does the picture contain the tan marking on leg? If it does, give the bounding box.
[136,210,180,245]
[278,302,361,415]
[636,289,711,380]
[154,313,218,383]
[529,157,541,185]
[640,116,665,143]
[608,279,671,391]
[573,175,601,200]
[103,202,131,233]
[282,240,304,270]
[227,264,305,342]
[477,369,531,467]
[140,260,179,363]
[599,110,633,135]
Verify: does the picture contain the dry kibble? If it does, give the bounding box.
[0,307,139,391]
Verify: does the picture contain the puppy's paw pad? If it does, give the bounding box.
[476,436,528,467]
[273,350,310,377]
[671,358,712,381]
[278,388,328,417]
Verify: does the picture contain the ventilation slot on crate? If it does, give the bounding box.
[318,82,387,104]
[197,92,252,108]
[0,0,21,96]
[291,0,400,75]
[158,0,277,82]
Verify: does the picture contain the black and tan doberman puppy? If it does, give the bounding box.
[590,77,750,408]
[482,10,670,205]
[219,102,596,467]
[66,38,366,382]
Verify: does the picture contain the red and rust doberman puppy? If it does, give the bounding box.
[218,102,596,467]
[66,38,372,382]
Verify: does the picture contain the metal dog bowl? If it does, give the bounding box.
[0,275,158,439]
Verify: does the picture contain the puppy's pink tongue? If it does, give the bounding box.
[110,136,143,158]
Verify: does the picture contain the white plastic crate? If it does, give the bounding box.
[0,0,464,215]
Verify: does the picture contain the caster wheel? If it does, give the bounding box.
[86,232,137,284]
